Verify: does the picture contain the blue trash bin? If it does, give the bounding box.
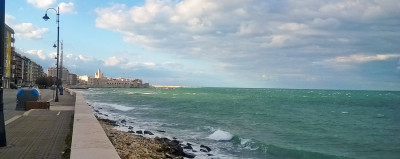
[16,88,40,110]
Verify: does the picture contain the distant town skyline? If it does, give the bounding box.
[5,0,400,90]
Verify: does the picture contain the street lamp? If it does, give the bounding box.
[43,7,60,102]
[0,0,7,147]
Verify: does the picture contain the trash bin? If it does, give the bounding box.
[16,88,40,110]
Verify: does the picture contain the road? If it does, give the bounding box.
[2,88,55,121]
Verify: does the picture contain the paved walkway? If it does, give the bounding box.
[0,89,75,159]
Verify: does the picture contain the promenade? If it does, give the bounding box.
[0,88,75,159]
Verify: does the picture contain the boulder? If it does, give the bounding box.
[144,131,154,135]
[200,145,211,152]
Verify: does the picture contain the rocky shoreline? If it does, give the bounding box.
[98,118,199,159]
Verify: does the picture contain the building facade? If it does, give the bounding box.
[3,24,15,88]
[76,69,149,88]
[4,24,45,87]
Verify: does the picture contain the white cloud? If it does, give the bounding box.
[14,23,49,39]
[329,54,400,64]
[5,14,49,40]
[78,55,93,62]
[278,23,308,32]
[27,0,56,9]
[94,0,400,89]
[26,49,48,60]
[59,2,76,14]
[5,14,16,25]
[104,56,122,66]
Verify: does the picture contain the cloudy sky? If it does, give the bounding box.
[5,0,400,90]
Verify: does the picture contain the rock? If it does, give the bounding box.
[156,130,166,133]
[200,149,208,152]
[144,131,154,135]
[128,130,135,133]
[183,145,192,150]
[167,140,180,147]
[98,118,119,126]
[128,126,133,129]
[136,130,143,134]
[207,154,213,156]
[200,145,211,152]
[183,153,196,158]
[121,119,126,123]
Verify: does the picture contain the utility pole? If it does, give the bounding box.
[0,0,8,147]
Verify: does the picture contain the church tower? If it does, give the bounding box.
[95,68,104,79]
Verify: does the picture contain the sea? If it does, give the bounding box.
[77,88,400,159]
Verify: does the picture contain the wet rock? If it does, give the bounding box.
[183,153,196,158]
[200,149,208,152]
[98,118,118,126]
[183,145,192,150]
[136,130,143,134]
[128,130,135,133]
[128,126,133,129]
[207,154,213,156]
[156,130,166,133]
[167,140,180,147]
[200,145,211,152]
[121,119,126,123]
[144,131,154,135]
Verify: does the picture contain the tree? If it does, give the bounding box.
[35,76,55,88]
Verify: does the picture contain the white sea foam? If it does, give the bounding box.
[107,103,134,111]
[207,129,234,141]
[142,92,155,95]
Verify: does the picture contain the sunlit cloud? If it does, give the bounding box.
[26,0,56,9]
[59,2,76,14]
[104,56,122,66]
[327,54,400,64]
[26,49,48,60]
[14,23,49,39]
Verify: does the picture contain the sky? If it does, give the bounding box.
[4,0,400,90]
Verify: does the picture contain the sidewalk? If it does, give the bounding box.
[0,91,75,159]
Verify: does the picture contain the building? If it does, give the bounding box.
[4,24,45,87]
[75,69,150,88]
[60,67,70,84]
[68,73,78,85]
[3,24,15,88]
[95,68,104,79]
[78,75,90,85]
[11,51,24,85]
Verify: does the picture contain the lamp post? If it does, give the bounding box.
[0,0,7,147]
[43,7,60,102]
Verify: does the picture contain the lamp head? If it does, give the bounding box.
[43,14,50,21]
[53,44,57,48]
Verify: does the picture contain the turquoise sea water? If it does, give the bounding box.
[79,88,400,159]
